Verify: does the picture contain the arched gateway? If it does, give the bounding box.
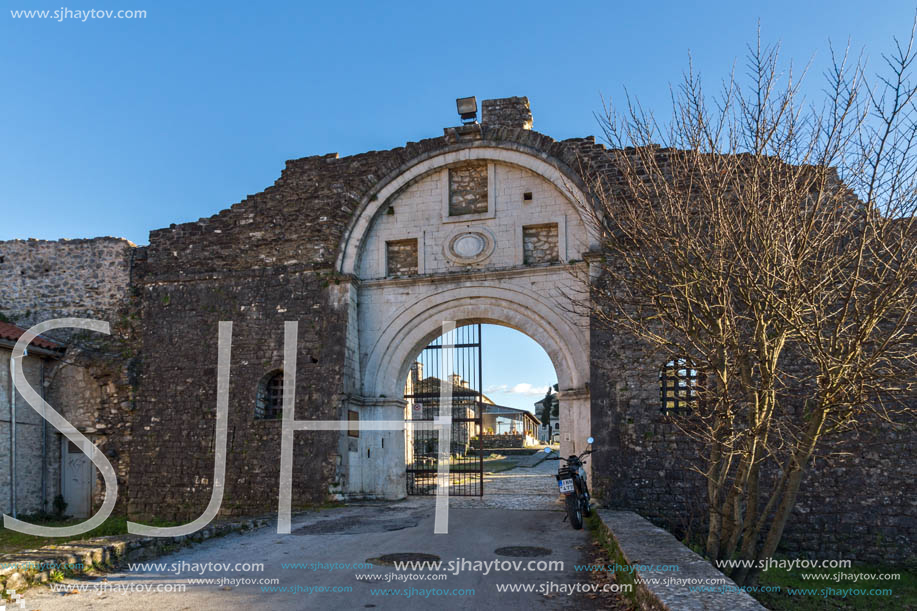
[335,142,599,498]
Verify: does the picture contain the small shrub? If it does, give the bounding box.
[52,495,67,519]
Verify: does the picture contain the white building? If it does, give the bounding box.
[534,392,559,443]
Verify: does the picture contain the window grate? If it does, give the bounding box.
[255,371,284,420]
[266,373,284,419]
[660,359,699,412]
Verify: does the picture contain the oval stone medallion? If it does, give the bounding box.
[453,233,486,258]
[444,227,496,265]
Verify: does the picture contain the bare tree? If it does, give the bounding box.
[580,29,917,585]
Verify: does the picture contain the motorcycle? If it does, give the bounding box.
[544,436,593,529]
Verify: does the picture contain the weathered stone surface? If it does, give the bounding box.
[0,237,135,340]
[522,223,559,264]
[589,308,917,565]
[4,571,26,590]
[0,237,138,515]
[448,161,488,215]
[385,238,418,276]
[127,271,345,521]
[481,96,533,130]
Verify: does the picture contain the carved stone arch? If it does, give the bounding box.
[362,285,588,399]
[336,144,599,276]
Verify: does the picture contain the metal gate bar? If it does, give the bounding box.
[405,324,483,496]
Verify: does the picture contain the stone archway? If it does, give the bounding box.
[335,145,596,499]
[385,298,592,488]
[364,286,587,398]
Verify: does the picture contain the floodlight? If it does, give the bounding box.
[456,96,477,123]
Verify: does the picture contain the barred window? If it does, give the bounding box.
[660,359,700,412]
[255,370,284,420]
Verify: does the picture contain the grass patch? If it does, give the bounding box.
[752,561,917,610]
[586,513,641,609]
[447,455,518,473]
[0,515,178,556]
[482,459,518,473]
[417,454,519,473]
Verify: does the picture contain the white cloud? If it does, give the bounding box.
[511,383,551,396]
[485,383,551,396]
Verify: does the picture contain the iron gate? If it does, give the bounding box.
[404,324,483,496]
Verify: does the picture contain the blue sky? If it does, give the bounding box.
[480,325,555,413]
[2,1,913,245]
[2,0,913,411]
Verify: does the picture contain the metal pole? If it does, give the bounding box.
[477,324,483,497]
[9,351,17,518]
[40,358,47,513]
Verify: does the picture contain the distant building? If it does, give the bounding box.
[534,392,559,443]
[480,404,540,446]
[404,362,541,451]
[404,363,478,455]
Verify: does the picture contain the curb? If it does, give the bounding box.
[593,509,765,610]
[517,451,550,468]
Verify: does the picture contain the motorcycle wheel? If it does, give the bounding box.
[581,486,592,517]
[565,494,583,529]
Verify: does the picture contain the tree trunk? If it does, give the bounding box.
[734,407,827,585]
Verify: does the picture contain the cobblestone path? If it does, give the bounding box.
[447,456,566,510]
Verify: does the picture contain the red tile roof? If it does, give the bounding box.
[0,321,64,351]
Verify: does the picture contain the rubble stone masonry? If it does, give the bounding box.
[522,223,559,264]
[0,237,135,340]
[385,239,418,276]
[0,237,138,514]
[448,162,489,216]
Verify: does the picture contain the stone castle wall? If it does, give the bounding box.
[0,236,139,515]
[130,112,606,515]
[1,99,912,565]
[127,269,346,520]
[0,237,135,341]
[589,319,916,566]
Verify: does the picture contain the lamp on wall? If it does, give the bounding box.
[456,96,477,124]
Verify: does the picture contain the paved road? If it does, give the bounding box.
[26,461,614,610]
